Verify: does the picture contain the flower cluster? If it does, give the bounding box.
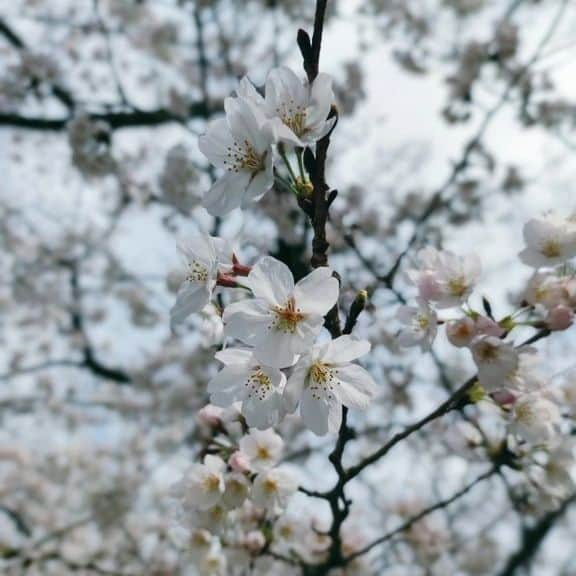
[396,213,576,447]
[168,65,378,571]
[171,428,299,574]
[199,66,335,215]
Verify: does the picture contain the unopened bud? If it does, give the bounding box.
[295,177,314,197]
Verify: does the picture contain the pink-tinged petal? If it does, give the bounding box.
[223,298,273,346]
[203,171,250,216]
[294,267,339,316]
[321,335,371,365]
[247,256,294,307]
[334,364,377,410]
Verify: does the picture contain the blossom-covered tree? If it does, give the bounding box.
[2,1,576,575]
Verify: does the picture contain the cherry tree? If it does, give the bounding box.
[1,1,576,575]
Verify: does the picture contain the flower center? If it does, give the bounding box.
[515,401,536,424]
[308,361,337,400]
[256,445,271,460]
[447,276,468,297]
[246,368,273,401]
[282,109,307,137]
[475,341,499,363]
[202,473,221,493]
[224,140,266,174]
[263,478,279,494]
[540,239,561,258]
[415,313,430,331]
[186,259,209,283]
[272,298,305,333]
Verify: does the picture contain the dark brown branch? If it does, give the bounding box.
[62,260,132,385]
[0,102,216,132]
[0,17,75,111]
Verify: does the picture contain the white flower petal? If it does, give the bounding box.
[247,256,295,307]
[203,171,250,216]
[214,348,254,366]
[335,364,377,410]
[293,267,339,316]
[242,155,274,204]
[224,96,266,152]
[321,335,371,364]
[170,282,211,325]
[223,299,273,345]
[198,118,235,169]
[253,329,299,369]
[283,356,312,414]
[301,387,341,436]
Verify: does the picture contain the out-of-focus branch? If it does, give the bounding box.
[497,493,576,576]
[344,464,501,564]
[0,17,75,111]
[62,260,132,385]
[359,0,569,292]
[0,103,216,131]
[345,328,551,484]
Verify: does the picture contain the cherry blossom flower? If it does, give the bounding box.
[223,257,339,368]
[222,472,250,509]
[509,392,561,444]
[187,505,228,534]
[174,455,226,511]
[198,550,227,576]
[407,247,481,308]
[283,335,377,435]
[170,234,232,326]
[471,336,519,392]
[189,529,213,560]
[207,348,285,429]
[199,96,274,216]
[239,429,284,473]
[251,468,298,512]
[519,214,576,268]
[396,300,438,351]
[239,67,335,147]
[524,272,573,310]
[446,317,476,347]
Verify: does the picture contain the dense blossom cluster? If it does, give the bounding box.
[397,212,576,479]
[168,57,576,572]
[4,1,576,574]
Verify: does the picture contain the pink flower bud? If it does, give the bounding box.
[243,530,266,553]
[228,450,251,473]
[446,318,476,347]
[492,389,518,407]
[197,404,223,427]
[546,305,574,331]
